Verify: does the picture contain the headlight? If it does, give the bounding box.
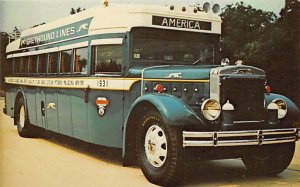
[201,99,221,121]
[272,99,288,119]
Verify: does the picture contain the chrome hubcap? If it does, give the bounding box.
[144,125,167,167]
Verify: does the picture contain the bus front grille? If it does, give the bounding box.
[220,77,265,122]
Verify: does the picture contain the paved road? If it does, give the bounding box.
[0,98,300,187]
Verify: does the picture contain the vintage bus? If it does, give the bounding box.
[3,1,300,185]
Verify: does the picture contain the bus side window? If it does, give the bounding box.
[74,47,88,75]
[14,57,21,76]
[60,50,72,74]
[48,52,58,74]
[38,54,47,75]
[7,58,13,76]
[94,45,122,74]
[21,56,29,75]
[29,55,38,75]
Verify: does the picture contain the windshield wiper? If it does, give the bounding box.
[192,57,202,65]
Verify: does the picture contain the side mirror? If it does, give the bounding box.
[221,58,230,66]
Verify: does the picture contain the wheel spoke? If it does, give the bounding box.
[156,145,167,157]
[156,133,166,145]
[152,154,164,166]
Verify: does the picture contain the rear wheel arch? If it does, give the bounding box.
[14,91,27,125]
[14,92,37,137]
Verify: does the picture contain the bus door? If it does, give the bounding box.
[45,89,59,132]
[45,52,60,132]
[87,43,125,147]
[36,54,47,128]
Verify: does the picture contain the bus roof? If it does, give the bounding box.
[6,2,222,53]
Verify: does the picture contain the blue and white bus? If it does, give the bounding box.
[3,1,300,185]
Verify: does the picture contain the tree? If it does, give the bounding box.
[70,8,76,15]
[13,26,20,35]
[220,2,277,63]
[268,0,300,104]
[32,22,46,28]
[220,1,300,105]
[9,26,21,42]
[70,7,86,15]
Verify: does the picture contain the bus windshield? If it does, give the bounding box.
[131,28,220,65]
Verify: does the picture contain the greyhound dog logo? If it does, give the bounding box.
[165,73,183,79]
[77,23,89,33]
[47,103,56,109]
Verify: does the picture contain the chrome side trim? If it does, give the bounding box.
[7,41,89,58]
[183,128,299,147]
[233,120,265,124]
[209,68,221,103]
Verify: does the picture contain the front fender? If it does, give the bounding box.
[126,93,204,128]
[265,93,300,125]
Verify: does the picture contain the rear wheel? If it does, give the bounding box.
[136,111,183,186]
[15,97,36,138]
[242,143,295,175]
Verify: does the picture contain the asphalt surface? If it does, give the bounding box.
[0,97,300,187]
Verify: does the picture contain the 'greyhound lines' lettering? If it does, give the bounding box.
[19,17,93,48]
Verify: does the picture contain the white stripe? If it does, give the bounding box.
[4,77,140,91]
[8,47,60,58]
[90,38,123,46]
[42,47,60,54]
[59,41,88,51]
[6,41,88,59]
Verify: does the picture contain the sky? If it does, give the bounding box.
[0,0,286,33]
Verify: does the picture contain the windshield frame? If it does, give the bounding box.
[129,27,221,66]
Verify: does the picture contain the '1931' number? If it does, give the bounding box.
[98,80,108,88]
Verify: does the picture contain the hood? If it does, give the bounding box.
[128,65,218,80]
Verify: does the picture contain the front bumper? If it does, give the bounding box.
[183,128,299,147]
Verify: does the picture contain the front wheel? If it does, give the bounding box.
[136,111,183,186]
[242,142,295,175]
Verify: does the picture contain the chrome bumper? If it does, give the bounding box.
[183,128,299,147]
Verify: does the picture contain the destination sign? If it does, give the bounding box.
[152,16,211,31]
[19,17,93,48]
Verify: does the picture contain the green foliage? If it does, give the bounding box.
[221,0,300,105]
[70,8,76,15]
[70,7,86,15]
[220,2,277,62]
